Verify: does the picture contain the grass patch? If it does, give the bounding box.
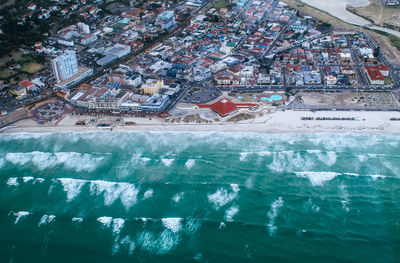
[0,51,23,65]
[385,77,393,86]
[369,28,400,51]
[213,0,230,9]
[21,62,47,74]
[388,35,400,51]
[9,73,28,84]
[0,69,17,79]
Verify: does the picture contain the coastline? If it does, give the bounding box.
[2,110,400,136]
[282,0,400,62]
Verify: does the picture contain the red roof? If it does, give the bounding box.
[198,98,257,116]
[365,66,384,81]
[19,80,34,88]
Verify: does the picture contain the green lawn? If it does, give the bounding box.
[21,62,47,74]
[384,77,393,86]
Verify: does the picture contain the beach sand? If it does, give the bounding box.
[2,110,400,135]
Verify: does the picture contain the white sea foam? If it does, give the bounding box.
[314,151,337,167]
[38,215,56,227]
[13,211,30,224]
[245,177,254,189]
[295,172,340,186]
[5,152,104,172]
[305,198,320,213]
[172,192,184,203]
[185,159,196,169]
[161,158,174,167]
[6,153,31,166]
[112,218,125,235]
[55,152,104,172]
[34,178,45,184]
[6,177,19,187]
[131,154,151,167]
[72,217,83,223]
[185,217,201,233]
[97,216,113,228]
[58,178,87,202]
[339,184,350,212]
[119,235,136,255]
[208,184,240,210]
[22,177,34,183]
[0,157,4,168]
[230,183,240,193]
[239,152,249,161]
[90,180,139,209]
[343,173,359,176]
[357,155,368,162]
[224,205,239,222]
[368,174,385,180]
[143,189,154,200]
[258,151,272,157]
[161,218,182,233]
[267,197,284,237]
[137,230,180,255]
[156,230,180,254]
[268,151,314,173]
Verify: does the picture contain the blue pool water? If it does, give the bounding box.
[261,95,282,102]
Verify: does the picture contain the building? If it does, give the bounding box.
[28,3,36,10]
[198,98,258,117]
[51,51,79,82]
[141,94,169,111]
[97,44,131,66]
[193,66,211,82]
[19,80,35,91]
[10,85,27,98]
[158,11,175,30]
[81,34,97,45]
[365,66,385,85]
[386,0,400,6]
[54,67,93,89]
[126,75,142,88]
[141,79,163,95]
[77,22,90,34]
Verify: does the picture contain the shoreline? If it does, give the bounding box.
[2,110,400,136]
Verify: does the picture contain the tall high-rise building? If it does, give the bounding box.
[51,51,79,82]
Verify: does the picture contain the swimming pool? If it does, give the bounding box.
[261,94,282,102]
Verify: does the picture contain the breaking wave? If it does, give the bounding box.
[11,211,30,224]
[90,180,139,209]
[208,184,240,210]
[161,218,182,233]
[185,159,196,169]
[38,215,56,227]
[161,158,174,167]
[224,205,239,222]
[267,197,284,237]
[5,152,104,172]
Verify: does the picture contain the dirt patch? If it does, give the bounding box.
[182,114,211,123]
[227,113,255,122]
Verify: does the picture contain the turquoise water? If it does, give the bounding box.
[261,95,282,102]
[0,132,399,262]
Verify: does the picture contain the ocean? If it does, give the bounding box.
[0,132,399,262]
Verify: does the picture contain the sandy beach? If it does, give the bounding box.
[2,110,400,135]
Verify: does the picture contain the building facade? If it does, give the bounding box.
[51,51,79,82]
